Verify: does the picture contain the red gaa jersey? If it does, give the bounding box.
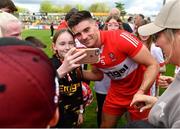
[94,30,145,96]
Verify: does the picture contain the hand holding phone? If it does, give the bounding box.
[75,48,100,64]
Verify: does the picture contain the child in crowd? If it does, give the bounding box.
[50,29,101,127]
[50,29,85,128]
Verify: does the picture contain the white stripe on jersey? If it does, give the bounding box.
[120,32,139,47]
[120,34,137,47]
[99,57,138,80]
[122,32,139,45]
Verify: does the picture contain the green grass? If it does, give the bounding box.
[82,81,98,127]
[164,64,175,77]
[22,29,176,128]
[22,29,53,57]
[159,64,175,95]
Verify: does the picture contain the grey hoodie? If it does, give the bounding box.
[149,72,180,128]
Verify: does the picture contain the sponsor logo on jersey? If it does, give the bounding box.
[105,64,128,79]
[60,82,81,96]
[100,57,138,80]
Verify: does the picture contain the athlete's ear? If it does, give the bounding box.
[94,20,98,27]
[96,23,99,28]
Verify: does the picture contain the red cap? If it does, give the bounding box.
[0,38,57,127]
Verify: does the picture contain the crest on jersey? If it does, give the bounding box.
[108,52,116,61]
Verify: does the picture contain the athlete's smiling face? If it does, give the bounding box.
[71,19,100,48]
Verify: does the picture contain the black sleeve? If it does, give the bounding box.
[50,55,62,70]
[122,23,133,33]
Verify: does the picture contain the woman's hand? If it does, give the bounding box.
[57,48,87,78]
[157,75,174,88]
[77,113,84,126]
[130,94,158,112]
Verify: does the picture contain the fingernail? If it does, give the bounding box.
[140,109,143,112]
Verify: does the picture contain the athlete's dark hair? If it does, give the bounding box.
[67,10,93,28]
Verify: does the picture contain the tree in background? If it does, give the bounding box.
[115,2,125,11]
[63,4,73,13]
[40,0,64,13]
[40,0,53,12]
[40,1,74,13]
[51,6,63,13]
[115,2,126,20]
[89,2,110,13]
[17,7,29,13]
[76,4,84,11]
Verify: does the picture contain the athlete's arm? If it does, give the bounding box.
[132,45,160,94]
[82,65,103,81]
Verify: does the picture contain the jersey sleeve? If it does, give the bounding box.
[117,31,143,57]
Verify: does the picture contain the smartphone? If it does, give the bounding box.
[75,48,100,64]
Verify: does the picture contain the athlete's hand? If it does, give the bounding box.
[57,47,87,78]
[130,94,158,112]
[158,75,174,88]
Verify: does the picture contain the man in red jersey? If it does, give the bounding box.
[68,10,159,128]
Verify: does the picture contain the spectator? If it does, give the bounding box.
[104,15,123,30]
[0,11,22,39]
[50,22,54,38]
[134,14,145,35]
[109,7,133,33]
[0,0,17,13]
[130,0,180,127]
[138,19,166,96]
[0,37,58,128]
[68,10,159,128]
[134,14,145,28]
[50,29,100,128]
[127,16,135,32]
[57,8,89,84]
[108,7,121,16]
